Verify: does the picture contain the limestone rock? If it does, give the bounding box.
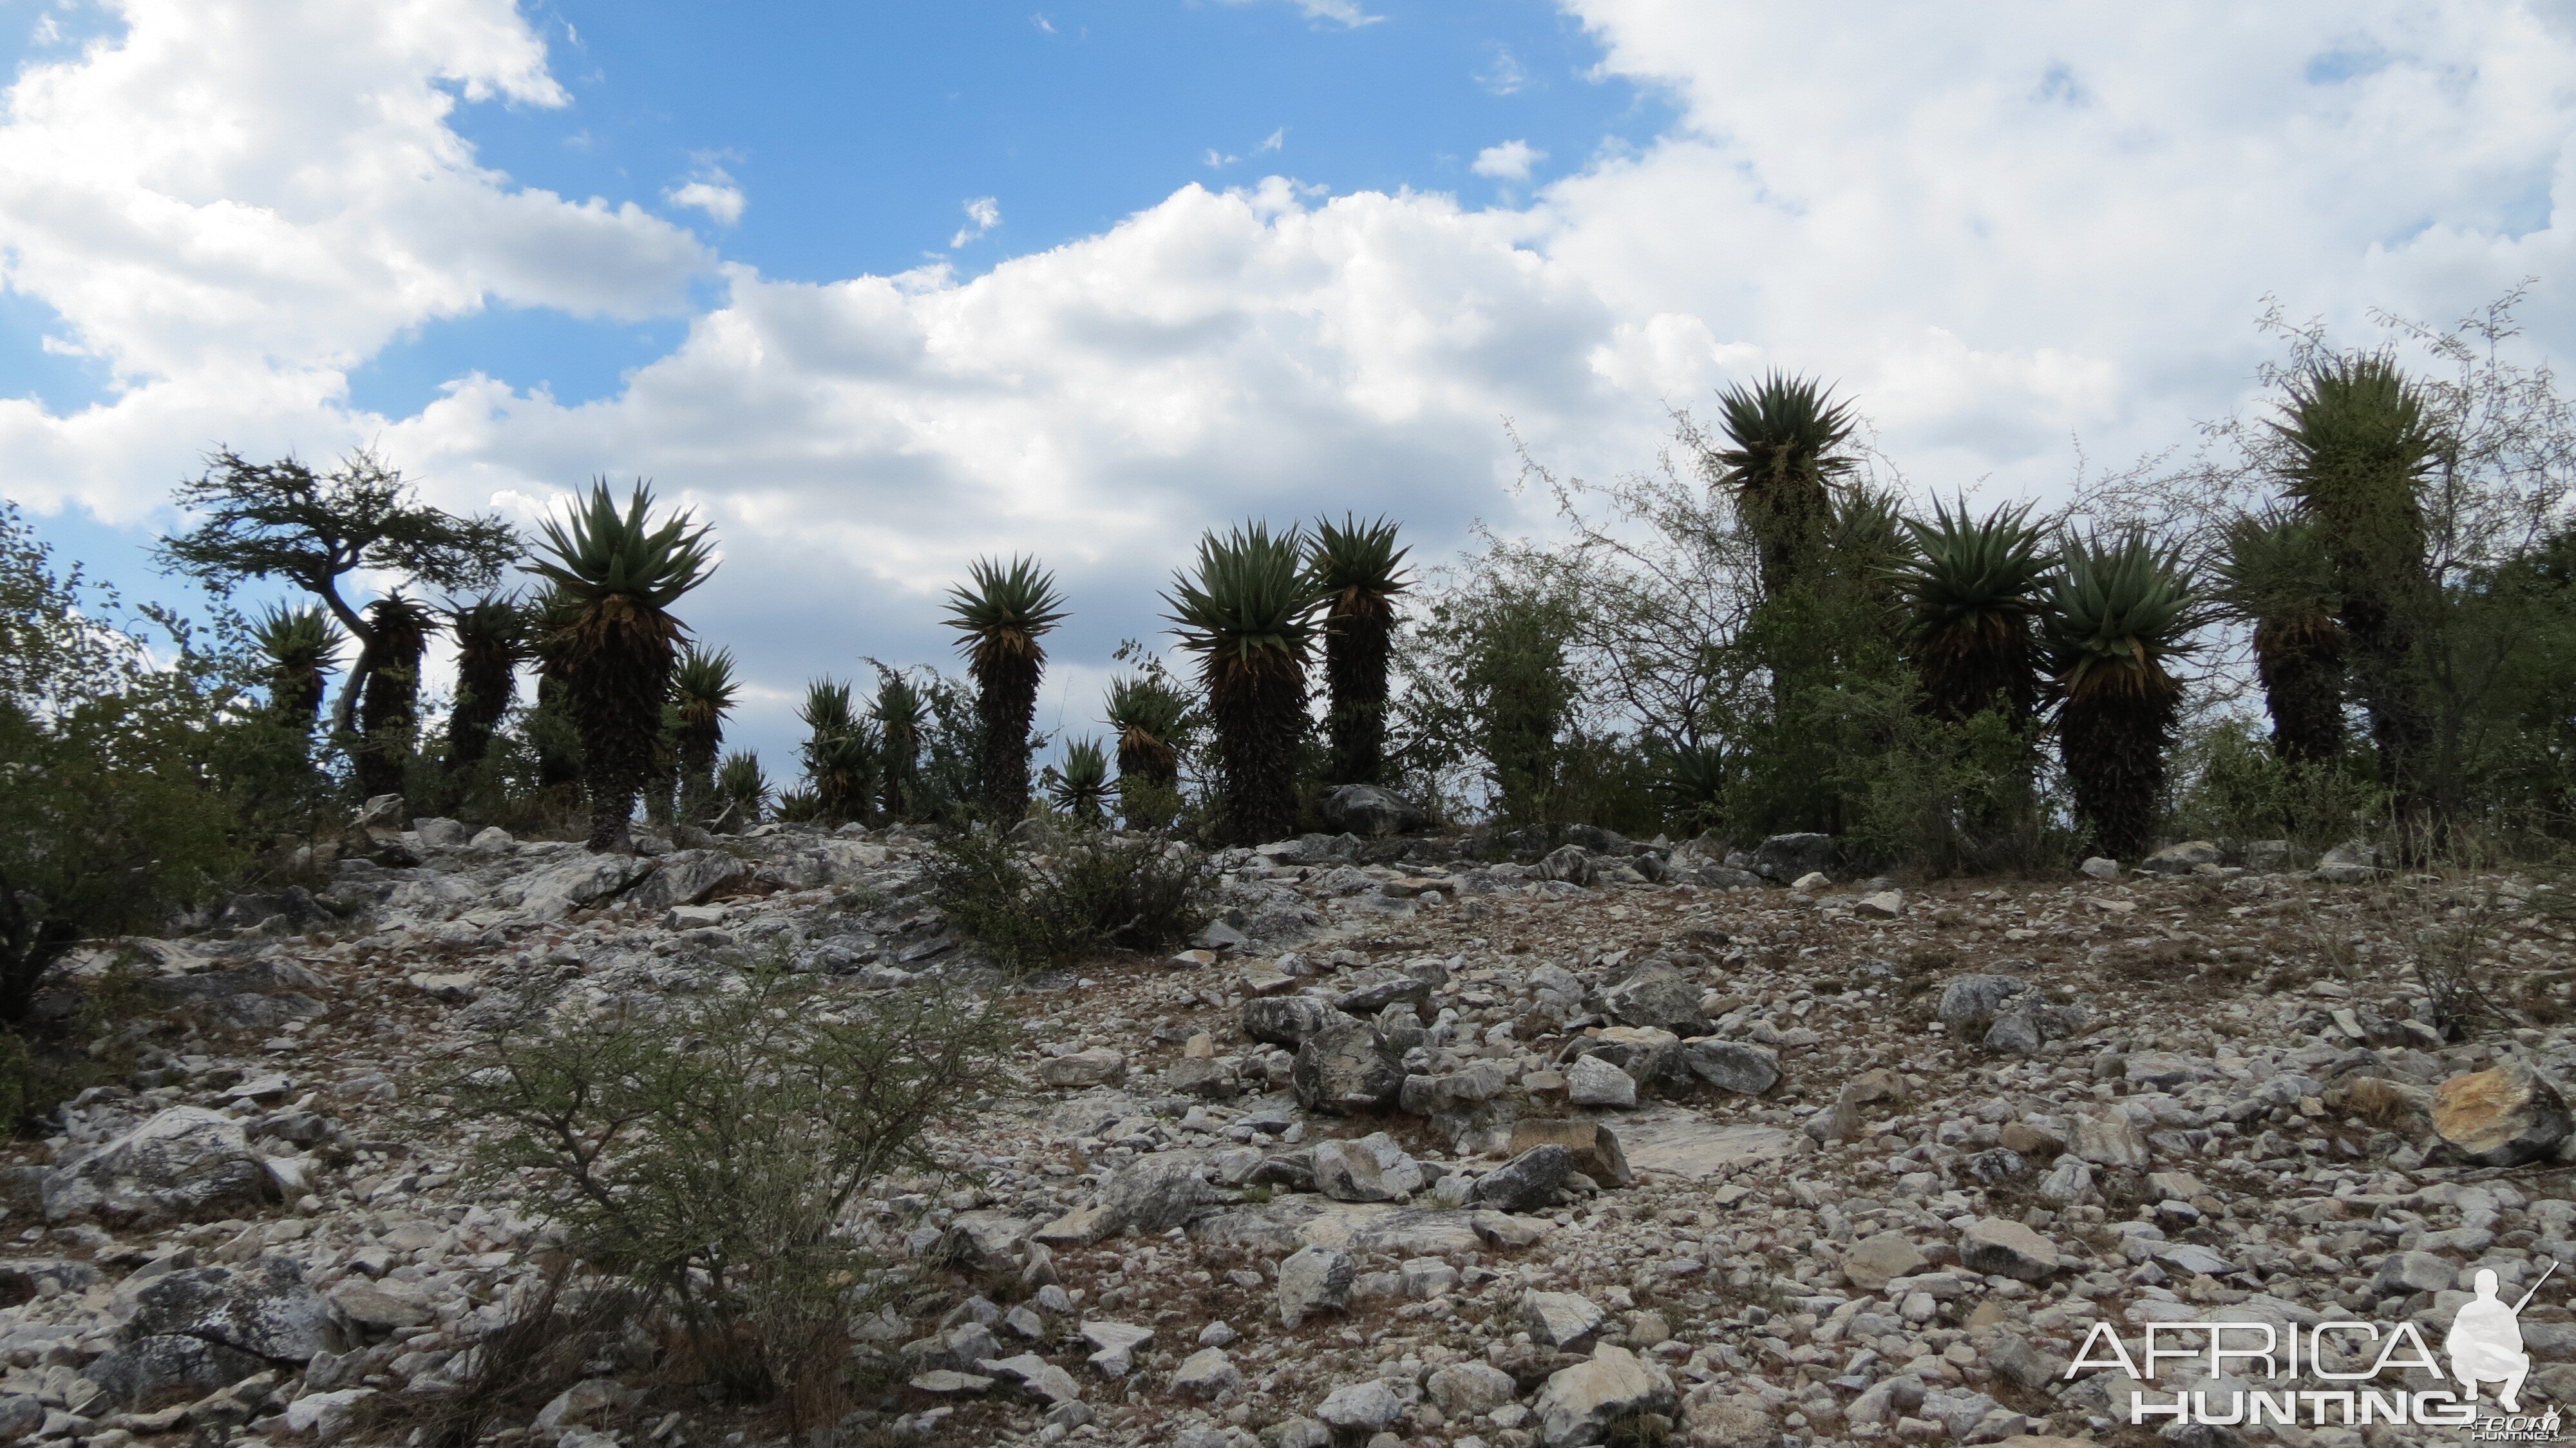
[1316,1379,1408,1433]
[1094,1156,1218,1235]
[1937,975,2028,1032]
[1595,963,1709,1036]
[1319,785,1427,837]
[627,848,750,910]
[1680,1038,1780,1095]
[1841,1230,1929,1291]
[1427,1362,1517,1415]
[2432,1063,2572,1167]
[1276,1245,1354,1328]
[1079,1320,1154,1377]
[1170,1346,1240,1399]
[44,1107,274,1226]
[1292,1019,1404,1114]
[1513,1115,1636,1183]
[1750,833,1834,883]
[2139,840,2221,875]
[2067,1111,2151,1168]
[1311,1132,1426,1202]
[1522,1289,1611,1349]
[1567,1054,1638,1109]
[1470,1144,1577,1212]
[1532,1343,1678,1448]
[1244,995,1343,1049]
[1957,1218,2061,1281]
[1036,1048,1126,1089]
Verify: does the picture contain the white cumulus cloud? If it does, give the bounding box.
[667,178,746,226]
[1472,139,1546,180]
[950,196,1001,247]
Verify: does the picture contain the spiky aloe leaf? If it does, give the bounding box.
[440,595,527,776]
[800,678,856,740]
[1707,371,1857,600]
[1047,737,1113,824]
[1653,741,1729,830]
[1897,497,2052,723]
[528,481,717,609]
[716,750,771,823]
[1105,673,1188,788]
[1309,515,1410,786]
[1166,523,1316,844]
[944,556,1066,824]
[253,604,341,729]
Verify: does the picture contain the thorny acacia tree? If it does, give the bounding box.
[155,449,519,732]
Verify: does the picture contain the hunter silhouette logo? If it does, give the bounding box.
[2451,1262,2554,1415]
[2065,1258,2559,1433]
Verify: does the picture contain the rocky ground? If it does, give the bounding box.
[1,810,2572,1448]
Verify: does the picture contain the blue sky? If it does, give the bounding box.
[3,0,2572,767]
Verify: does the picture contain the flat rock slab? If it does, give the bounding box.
[1611,1110,1793,1180]
[1188,1195,1551,1255]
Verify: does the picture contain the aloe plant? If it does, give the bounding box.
[1166,523,1317,844]
[526,481,716,851]
[1896,498,2053,725]
[944,557,1067,824]
[252,604,341,734]
[1309,515,1410,786]
[2212,511,2345,765]
[1707,372,1857,601]
[672,645,739,823]
[1046,737,1113,825]
[2042,531,2200,859]
[353,593,434,801]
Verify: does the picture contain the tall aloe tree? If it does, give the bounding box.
[2043,531,2199,860]
[1105,674,1187,792]
[1167,523,1318,844]
[444,596,527,776]
[869,669,925,822]
[1309,515,1410,786]
[1707,372,1858,602]
[799,679,875,824]
[2212,511,2346,766]
[943,557,1066,824]
[1046,738,1113,825]
[527,482,716,852]
[353,593,433,800]
[1896,498,2054,725]
[2269,356,2443,827]
[252,604,341,735]
[672,645,739,823]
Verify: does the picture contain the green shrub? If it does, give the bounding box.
[2173,718,2380,850]
[927,825,1213,972]
[436,966,1010,1425]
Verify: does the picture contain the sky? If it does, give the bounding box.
[3,0,2575,767]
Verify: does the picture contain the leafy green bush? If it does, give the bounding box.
[2173,717,2381,851]
[438,966,1010,1425]
[927,825,1212,972]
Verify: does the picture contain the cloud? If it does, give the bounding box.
[949,196,1001,247]
[1032,13,1056,33]
[1259,128,1287,153]
[1477,44,1528,95]
[0,0,708,515]
[1221,0,1382,29]
[1204,148,1238,169]
[1472,139,1546,180]
[667,179,746,225]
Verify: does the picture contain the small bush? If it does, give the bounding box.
[435,965,1012,1426]
[2172,718,2380,852]
[927,825,1213,972]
